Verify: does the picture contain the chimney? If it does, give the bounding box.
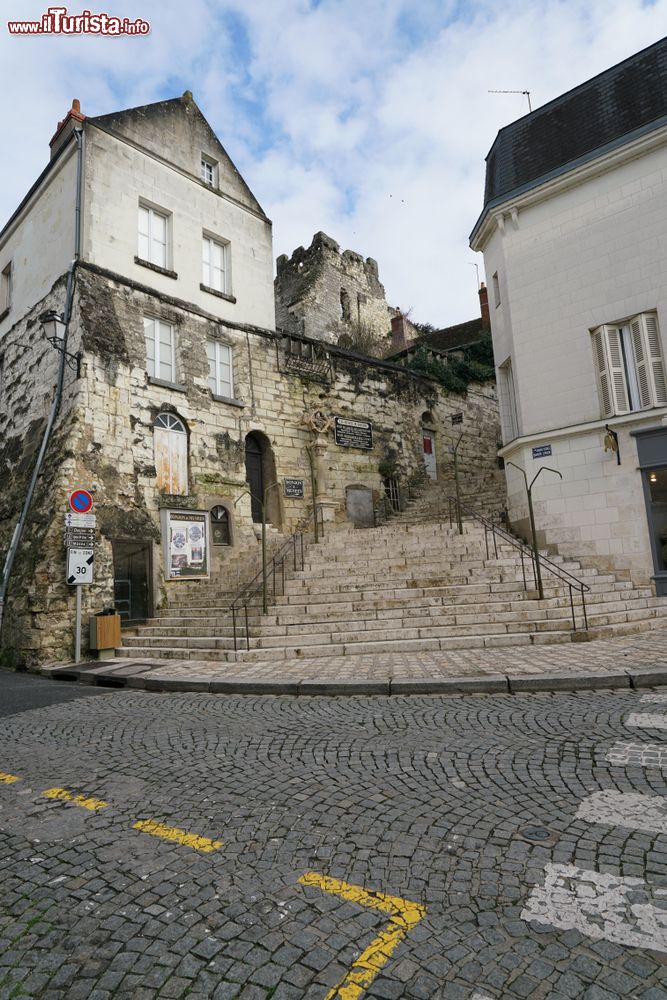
[479,281,490,328]
[391,314,409,353]
[49,99,85,160]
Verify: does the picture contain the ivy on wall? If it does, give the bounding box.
[404,331,495,394]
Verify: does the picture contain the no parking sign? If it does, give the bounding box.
[69,489,93,514]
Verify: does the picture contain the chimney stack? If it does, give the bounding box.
[49,99,85,160]
[391,314,409,353]
[479,281,490,328]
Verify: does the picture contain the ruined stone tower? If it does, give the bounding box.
[274,232,394,354]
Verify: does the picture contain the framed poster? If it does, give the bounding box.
[162,510,210,580]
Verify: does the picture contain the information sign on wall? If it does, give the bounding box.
[532,444,553,459]
[334,417,373,450]
[162,510,210,580]
[284,478,305,498]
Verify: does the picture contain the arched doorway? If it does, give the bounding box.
[245,433,264,522]
[421,411,437,481]
[244,431,281,526]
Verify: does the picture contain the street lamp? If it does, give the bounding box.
[40,309,81,376]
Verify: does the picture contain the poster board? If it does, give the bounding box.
[161,509,210,580]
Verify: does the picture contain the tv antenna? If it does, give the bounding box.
[488,89,532,112]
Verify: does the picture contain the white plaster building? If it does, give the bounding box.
[471,38,667,596]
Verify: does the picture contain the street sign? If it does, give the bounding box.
[69,489,93,514]
[64,528,96,548]
[67,548,94,585]
[64,512,96,528]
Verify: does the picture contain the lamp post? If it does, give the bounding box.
[506,462,562,599]
[40,309,81,376]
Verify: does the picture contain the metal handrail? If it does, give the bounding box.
[227,505,325,651]
[447,496,589,632]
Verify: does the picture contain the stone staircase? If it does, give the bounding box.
[116,510,667,664]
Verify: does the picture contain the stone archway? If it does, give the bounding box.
[244,431,281,526]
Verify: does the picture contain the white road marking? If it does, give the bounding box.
[521,863,667,952]
[606,742,667,769]
[626,713,667,731]
[640,693,667,704]
[470,993,494,1000]
[576,790,667,835]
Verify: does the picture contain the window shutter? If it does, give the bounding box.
[630,317,652,408]
[604,326,630,414]
[591,327,613,417]
[642,313,667,406]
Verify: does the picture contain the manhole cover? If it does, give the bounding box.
[522,826,551,841]
[516,825,560,847]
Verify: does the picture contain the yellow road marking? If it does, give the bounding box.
[41,787,108,812]
[0,772,20,784]
[133,819,223,853]
[298,872,426,1000]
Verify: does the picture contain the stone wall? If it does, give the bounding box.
[275,231,394,353]
[0,264,503,667]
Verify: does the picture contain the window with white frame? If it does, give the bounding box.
[1,262,12,314]
[202,235,230,294]
[207,339,233,398]
[144,317,176,383]
[201,156,217,187]
[154,412,188,495]
[591,312,667,417]
[499,357,519,441]
[138,203,169,268]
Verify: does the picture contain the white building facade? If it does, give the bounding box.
[471,38,667,595]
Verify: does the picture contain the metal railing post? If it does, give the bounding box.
[244,604,249,649]
[232,605,237,651]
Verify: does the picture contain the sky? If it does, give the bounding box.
[1,1,666,326]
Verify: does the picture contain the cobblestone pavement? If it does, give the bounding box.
[69,626,667,688]
[1,688,667,999]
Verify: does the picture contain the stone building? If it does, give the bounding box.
[471,38,667,594]
[274,231,397,353]
[0,92,502,667]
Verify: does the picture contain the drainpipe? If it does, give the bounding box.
[0,128,84,645]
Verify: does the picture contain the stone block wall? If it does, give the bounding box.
[0,264,503,667]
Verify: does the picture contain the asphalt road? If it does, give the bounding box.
[0,671,111,718]
[0,677,666,999]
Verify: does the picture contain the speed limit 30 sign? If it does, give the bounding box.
[67,548,94,585]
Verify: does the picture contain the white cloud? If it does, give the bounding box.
[1,0,666,326]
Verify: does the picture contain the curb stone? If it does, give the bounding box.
[35,661,667,697]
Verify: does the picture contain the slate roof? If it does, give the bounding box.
[480,36,667,216]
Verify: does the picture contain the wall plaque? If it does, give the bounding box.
[532,444,552,459]
[451,412,463,425]
[284,478,305,498]
[334,417,373,450]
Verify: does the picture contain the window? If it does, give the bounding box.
[592,313,667,417]
[207,340,233,398]
[492,272,501,308]
[499,357,519,441]
[144,317,176,383]
[1,263,11,315]
[202,235,230,294]
[154,413,188,495]
[201,156,217,186]
[210,505,231,545]
[138,203,169,268]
